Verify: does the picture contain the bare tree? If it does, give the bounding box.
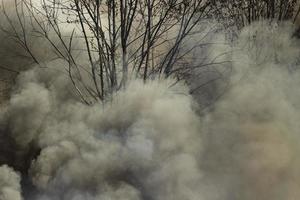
[211,0,300,33]
[0,0,218,104]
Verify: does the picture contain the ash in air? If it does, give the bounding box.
[0,0,300,200]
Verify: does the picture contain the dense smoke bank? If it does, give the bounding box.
[1,1,300,200]
[2,68,202,200]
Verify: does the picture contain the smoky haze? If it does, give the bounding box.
[0,1,300,200]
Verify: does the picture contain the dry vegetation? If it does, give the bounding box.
[1,0,299,104]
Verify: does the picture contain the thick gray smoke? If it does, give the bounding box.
[199,21,300,200]
[1,1,300,200]
[0,165,22,200]
[3,68,202,200]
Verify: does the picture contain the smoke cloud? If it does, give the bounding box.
[0,165,22,200]
[199,21,300,200]
[4,68,202,200]
[0,1,300,200]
